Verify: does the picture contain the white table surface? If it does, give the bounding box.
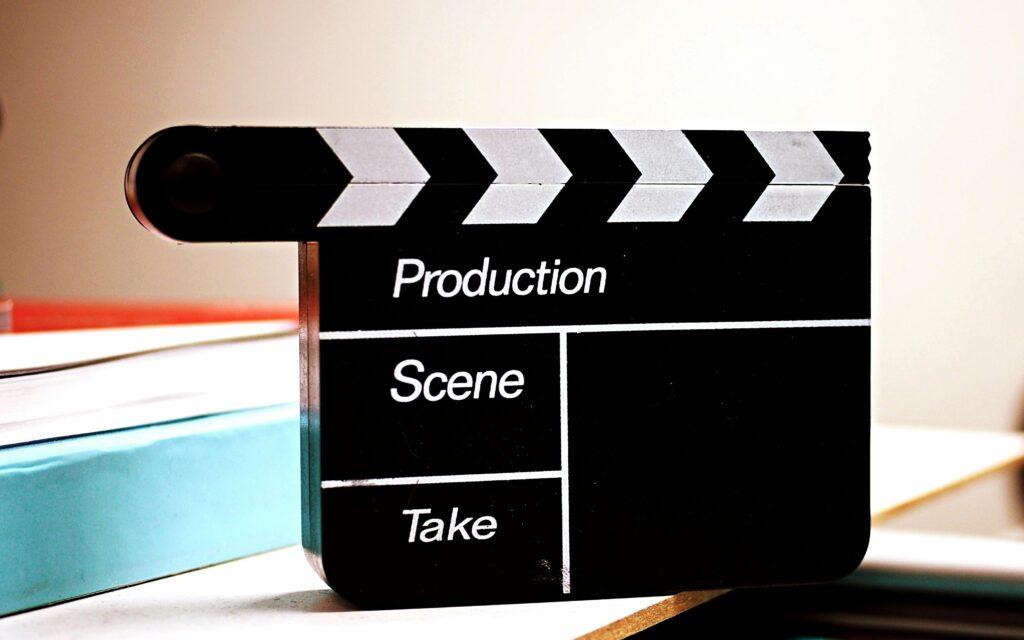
[4,424,1021,639]
[0,544,722,640]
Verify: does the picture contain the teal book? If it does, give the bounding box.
[0,404,300,616]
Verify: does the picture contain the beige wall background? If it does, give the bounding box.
[1,0,1022,431]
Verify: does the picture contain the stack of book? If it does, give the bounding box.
[0,309,301,616]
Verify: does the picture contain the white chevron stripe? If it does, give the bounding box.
[465,129,571,184]
[610,130,711,183]
[745,132,843,185]
[744,185,834,222]
[607,185,703,222]
[318,184,423,227]
[462,185,562,224]
[317,128,429,183]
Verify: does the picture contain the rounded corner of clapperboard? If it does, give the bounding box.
[822,514,873,583]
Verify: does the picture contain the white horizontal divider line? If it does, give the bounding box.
[321,318,870,341]
[321,469,562,489]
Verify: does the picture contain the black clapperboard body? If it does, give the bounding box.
[127,126,870,608]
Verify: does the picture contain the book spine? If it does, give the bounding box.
[0,405,299,615]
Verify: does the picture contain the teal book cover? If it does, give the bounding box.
[0,405,300,616]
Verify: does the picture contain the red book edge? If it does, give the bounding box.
[3,298,298,333]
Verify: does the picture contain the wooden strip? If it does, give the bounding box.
[578,589,728,640]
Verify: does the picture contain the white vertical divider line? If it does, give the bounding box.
[559,331,571,594]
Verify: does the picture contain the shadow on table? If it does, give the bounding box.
[245,589,353,613]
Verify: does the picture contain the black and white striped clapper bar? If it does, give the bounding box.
[127,126,871,608]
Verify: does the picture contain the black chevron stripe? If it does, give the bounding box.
[805,186,870,225]
[397,185,492,227]
[216,127,353,187]
[537,130,640,224]
[395,128,496,225]
[540,184,635,225]
[814,132,871,185]
[540,129,641,183]
[227,128,352,238]
[684,130,775,184]
[674,184,767,224]
[395,128,497,184]
[681,131,774,222]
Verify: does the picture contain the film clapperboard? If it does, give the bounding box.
[126,127,870,609]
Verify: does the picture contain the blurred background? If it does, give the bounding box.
[0,0,1022,432]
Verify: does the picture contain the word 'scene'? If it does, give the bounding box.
[403,508,497,543]
[390,359,524,403]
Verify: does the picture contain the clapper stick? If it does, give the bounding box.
[127,127,871,609]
